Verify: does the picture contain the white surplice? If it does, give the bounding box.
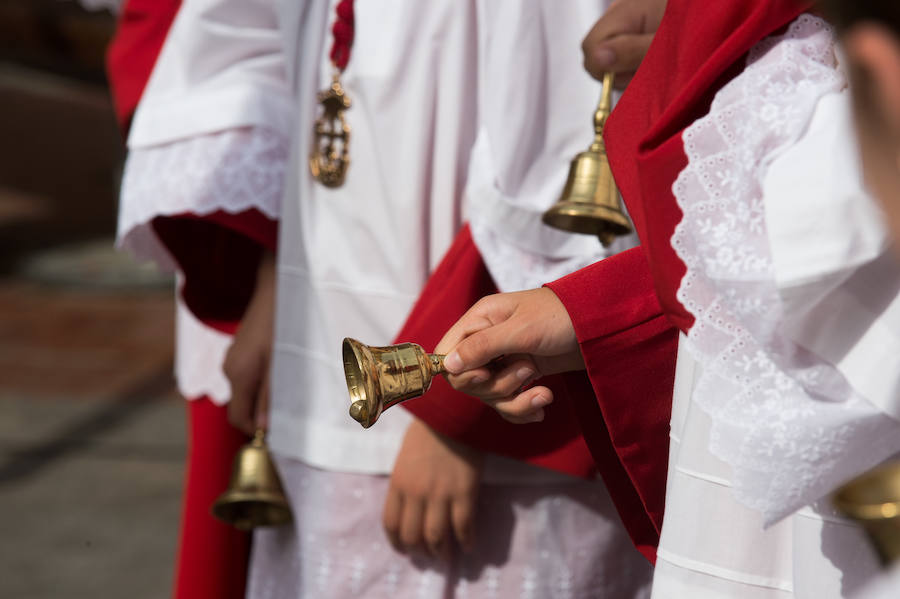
[653,15,900,598]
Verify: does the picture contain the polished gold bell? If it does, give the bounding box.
[542,71,632,247]
[211,429,292,530]
[833,460,900,565]
[343,337,446,429]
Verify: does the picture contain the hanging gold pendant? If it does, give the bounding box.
[309,74,351,187]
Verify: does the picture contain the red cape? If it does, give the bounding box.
[403,0,813,563]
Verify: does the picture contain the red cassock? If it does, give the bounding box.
[106,3,275,597]
[401,0,812,564]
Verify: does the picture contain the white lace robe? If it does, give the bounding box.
[652,15,900,598]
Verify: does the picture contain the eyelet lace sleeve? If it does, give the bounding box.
[116,126,287,269]
[671,15,900,524]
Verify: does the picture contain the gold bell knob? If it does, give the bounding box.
[342,337,446,429]
[210,429,293,530]
[832,460,900,565]
[542,71,632,247]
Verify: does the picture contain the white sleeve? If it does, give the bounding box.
[117,127,288,269]
[116,0,291,269]
[672,15,900,524]
[127,0,293,147]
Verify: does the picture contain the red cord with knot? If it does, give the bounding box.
[329,0,355,70]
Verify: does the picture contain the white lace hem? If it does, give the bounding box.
[175,295,232,405]
[671,15,900,523]
[116,126,287,270]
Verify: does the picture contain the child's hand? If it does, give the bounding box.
[383,419,483,560]
[582,0,667,87]
[435,288,583,424]
[223,251,276,435]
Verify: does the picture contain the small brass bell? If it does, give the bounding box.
[832,460,900,565]
[343,337,446,429]
[542,71,632,247]
[211,429,292,530]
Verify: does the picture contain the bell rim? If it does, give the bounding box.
[342,338,380,427]
[542,208,632,237]
[210,494,293,529]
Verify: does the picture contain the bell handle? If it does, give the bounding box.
[429,353,447,376]
[252,428,266,446]
[591,71,615,151]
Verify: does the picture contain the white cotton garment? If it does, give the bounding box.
[174,293,232,404]
[266,0,475,475]
[658,14,900,598]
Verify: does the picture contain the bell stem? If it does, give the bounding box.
[591,71,615,152]
[429,354,447,376]
[252,428,266,446]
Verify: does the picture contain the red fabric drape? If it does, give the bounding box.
[174,398,249,599]
[604,0,813,333]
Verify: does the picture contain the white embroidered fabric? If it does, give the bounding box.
[247,456,652,599]
[117,126,287,270]
[174,294,232,405]
[671,15,900,524]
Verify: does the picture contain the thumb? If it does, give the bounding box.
[583,32,655,82]
[444,321,521,373]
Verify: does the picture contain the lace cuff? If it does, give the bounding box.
[117,126,287,270]
[175,295,232,405]
[671,15,900,523]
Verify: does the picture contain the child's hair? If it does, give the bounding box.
[823,0,900,36]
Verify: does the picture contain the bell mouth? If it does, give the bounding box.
[542,205,632,240]
[211,495,292,531]
[342,338,377,428]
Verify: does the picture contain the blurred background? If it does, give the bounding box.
[0,1,184,597]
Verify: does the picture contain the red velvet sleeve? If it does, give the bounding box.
[544,246,678,563]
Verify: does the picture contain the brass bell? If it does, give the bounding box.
[542,71,632,247]
[832,460,900,565]
[343,337,446,429]
[211,429,292,530]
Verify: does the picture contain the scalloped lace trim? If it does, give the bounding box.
[117,126,287,270]
[671,15,900,523]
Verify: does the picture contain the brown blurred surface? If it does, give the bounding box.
[0,281,174,398]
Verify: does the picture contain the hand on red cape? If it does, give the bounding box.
[436,288,585,424]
